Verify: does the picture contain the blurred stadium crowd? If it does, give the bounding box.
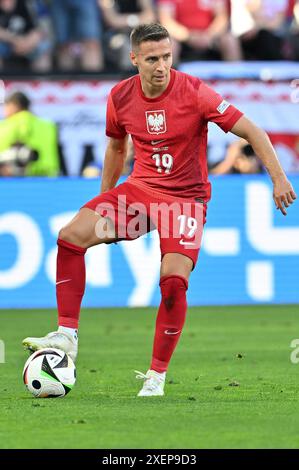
[0,0,298,73]
[0,0,299,177]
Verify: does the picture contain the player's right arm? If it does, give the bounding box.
[100,136,128,194]
[102,90,128,194]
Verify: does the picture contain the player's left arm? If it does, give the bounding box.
[230,115,297,215]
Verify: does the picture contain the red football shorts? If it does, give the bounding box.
[83,181,207,267]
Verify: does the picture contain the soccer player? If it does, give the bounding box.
[23,23,296,397]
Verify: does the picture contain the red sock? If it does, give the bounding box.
[56,238,87,329]
[150,275,188,373]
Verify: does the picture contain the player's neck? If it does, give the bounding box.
[140,74,171,99]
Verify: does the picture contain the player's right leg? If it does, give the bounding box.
[22,207,117,362]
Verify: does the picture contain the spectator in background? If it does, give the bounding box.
[230,0,289,60]
[295,0,299,23]
[210,138,263,174]
[82,137,135,177]
[0,91,59,176]
[50,0,104,71]
[289,0,299,59]
[99,0,156,71]
[157,0,242,63]
[0,0,52,71]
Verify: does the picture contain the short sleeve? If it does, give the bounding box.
[157,0,176,7]
[106,93,127,139]
[199,82,243,133]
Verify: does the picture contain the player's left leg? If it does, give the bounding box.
[152,252,192,369]
[136,254,192,397]
[137,198,206,396]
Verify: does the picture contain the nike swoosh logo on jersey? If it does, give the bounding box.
[179,240,196,246]
[151,139,166,145]
[164,329,181,335]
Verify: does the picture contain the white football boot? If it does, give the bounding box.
[22,331,78,362]
[135,369,166,397]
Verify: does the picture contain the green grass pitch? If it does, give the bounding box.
[0,305,299,449]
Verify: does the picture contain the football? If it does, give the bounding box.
[23,348,76,398]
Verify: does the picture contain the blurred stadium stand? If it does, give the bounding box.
[0,0,298,74]
[1,60,298,176]
[0,0,298,176]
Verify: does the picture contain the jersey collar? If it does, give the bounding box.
[137,68,176,103]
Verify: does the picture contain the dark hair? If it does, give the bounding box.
[5,91,31,110]
[130,23,170,50]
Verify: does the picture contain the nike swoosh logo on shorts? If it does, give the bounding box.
[179,240,195,246]
[56,279,72,285]
[151,139,166,145]
[164,329,181,335]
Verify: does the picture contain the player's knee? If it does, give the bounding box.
[58,226,73,243]
[160,275,188,310]
[58,226,86,247]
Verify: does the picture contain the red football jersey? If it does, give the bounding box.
[106,68,243,201]
[157,0,227,31]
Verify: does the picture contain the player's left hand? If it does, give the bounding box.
[273,177,297,216]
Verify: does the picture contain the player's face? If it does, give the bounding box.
[130,39,173,93]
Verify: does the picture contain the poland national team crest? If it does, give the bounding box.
[146,110,167,135]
